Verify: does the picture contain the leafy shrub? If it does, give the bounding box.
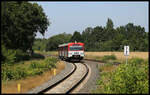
[45,57,58,63]
[128,57,144,66]
[102,54,117,62]
[31,53,45,59]
[29,57,57,70]
[103,58,148,94]
[14,67,28,80]
[2,45,30,64]
[30,61,42,69]
[2,66,27,81]
[105,62,114,66]
[44,57,57,68]
[27,68,43,76]
[15,49,30,62]
[2,46,16,64]
[28,57,57,76]
[2,57,58,81]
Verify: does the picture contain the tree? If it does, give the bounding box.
[1,1,50,56]
[112,27,126,51]
[92,26,104,42]
[70,31,82,42]
[82,27,93,51]
[106,18,114,30]
[46,33,72,51]
[33,38,48,51]
[100,40,114,51]
[105,18,115,41]
[87,26,104,51]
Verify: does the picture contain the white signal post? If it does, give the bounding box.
[124,46,129,64]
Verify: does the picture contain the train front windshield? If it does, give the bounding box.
[70,46,83,51]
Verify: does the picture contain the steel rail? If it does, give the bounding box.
[65,62,89,94]
[39,62,89,94]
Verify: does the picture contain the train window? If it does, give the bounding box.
[70,46,83,51]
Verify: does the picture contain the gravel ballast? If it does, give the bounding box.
[77,60,102,93]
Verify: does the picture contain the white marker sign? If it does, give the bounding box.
[124,46,129,56]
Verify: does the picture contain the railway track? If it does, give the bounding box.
[37,62,89,94]
[28,53,109,94]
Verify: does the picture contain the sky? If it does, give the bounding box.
[31,2,149,39]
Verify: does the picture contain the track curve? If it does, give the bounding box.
[42,62,89,94]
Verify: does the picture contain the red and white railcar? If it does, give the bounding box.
[58,42,84,61]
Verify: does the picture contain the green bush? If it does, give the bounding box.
[27,68,44,76]
[30,61,42,69]
[1,66,28,81]
[44,57,57,68]
[102,54,117,62]
[2,45,16,64]
[29,57,57,70]
[2,45,30,64]
[45,57,58,63]
[2,57,58,81]
[15,49,30,62]
[28,57,57,76]
[103,58,148,94]
[14,67,28,80]
[128,57,144,66]
[31,53,45,59]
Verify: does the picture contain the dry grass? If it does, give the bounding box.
[38,51,148,61]
[85,52,148,61]
[2,61,65,94]
[101,65,118,72]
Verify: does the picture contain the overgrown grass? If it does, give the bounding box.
[34,50,58,56]
[92,57,149,94]
[2,47,30,64]
[2,44,45,65]
[1,57,58,81]
[85,54,118,64]
[101,54,116,62]
[30,53,45,59]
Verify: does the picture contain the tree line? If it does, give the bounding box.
[34,18,148,52]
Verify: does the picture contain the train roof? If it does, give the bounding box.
[58,42,84,47]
